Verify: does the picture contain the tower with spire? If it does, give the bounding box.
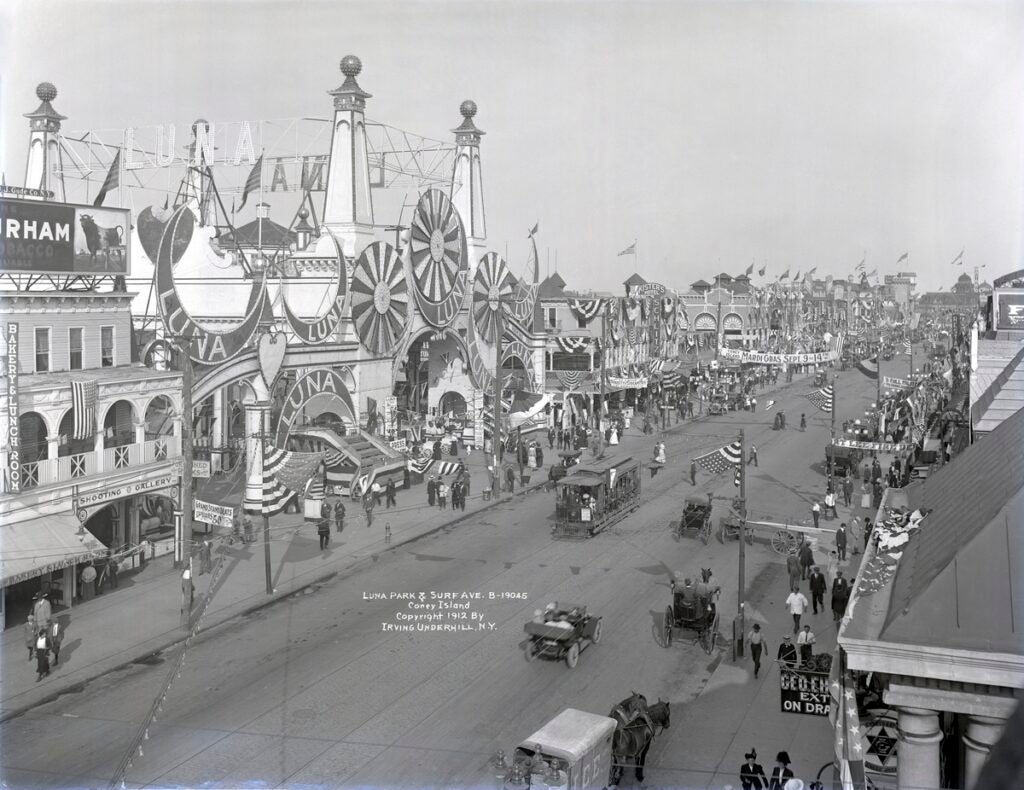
[450,100,487,273]
[23,82,67,202]
[322,55,375,257]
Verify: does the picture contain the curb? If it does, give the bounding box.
[0,477,548,723]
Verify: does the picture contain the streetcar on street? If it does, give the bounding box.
[552,454,641,538]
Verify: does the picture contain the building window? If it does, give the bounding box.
[69,327,83,370]
[548,308,557,328]
[577,315,588,329]
[550,352,591,371]
[101,326,114,367]
[34,327,50,373]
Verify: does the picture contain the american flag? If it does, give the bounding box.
[258,444,324,515]
[71,380,98,440]
[903,338,912,352]
[831,653,867,790]
[92,150,121,207]
[238,154,264,211]
[694,440,742,476]
[807,385,834,414]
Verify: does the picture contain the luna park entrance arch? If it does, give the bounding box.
[275,368,357,446]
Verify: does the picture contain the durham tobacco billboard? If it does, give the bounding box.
[0,197,131,275]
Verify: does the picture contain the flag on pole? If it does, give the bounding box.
[694,440,742,476]
[71,380,98,440]
[745,263,754,276]
[780,268,790,280]
[897,252,908,263]
[856,257,866,272]
[528,223,539,238]
[238,154,264,211]
[93,150,121,207]
[758,265,766,277]
[950,248,964,265]
[832,657,867,790]
[618,242,636,256]
[807,384,834,414]
[793,270,801,282]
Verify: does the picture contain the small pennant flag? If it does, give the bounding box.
[950,248,964,265]
[528,223,539,238]
[866,268,878,277]
[618,242,637,256]
[765,399,776,411]
[238,154,264,211]
[758,265,766,277]
[694,440,742,476]
[745,263,754,276]
[780,268,790,280]
[793,270,801,282]
[807,384,834,414]
[71,380,98,440]
[93,150,121,207]
[897,252,909,263]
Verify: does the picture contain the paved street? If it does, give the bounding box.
[0,363,892,788]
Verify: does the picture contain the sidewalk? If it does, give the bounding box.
[0,445,543,721]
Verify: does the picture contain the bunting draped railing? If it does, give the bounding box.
[555,336,592,354]
[567,298,604,325]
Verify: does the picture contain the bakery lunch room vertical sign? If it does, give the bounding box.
[6,323,20,493]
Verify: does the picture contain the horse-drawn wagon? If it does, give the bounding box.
[663,571,720,654]
[500,708,617,790]
[552,455,641,538]
[707,391,728,416]
[672,493,713,544]
[718,497,754,544]
[524,604,602,668]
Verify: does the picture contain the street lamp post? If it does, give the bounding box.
[170,334,195,571]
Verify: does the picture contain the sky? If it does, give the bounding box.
[2,0,1023,294]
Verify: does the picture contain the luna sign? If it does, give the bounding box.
[156,206,272,364]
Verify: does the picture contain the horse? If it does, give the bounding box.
[695,567,721,601]
[609,691,671,786]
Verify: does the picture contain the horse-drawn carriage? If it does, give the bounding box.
[523,603,602,668]
[814,369,828,387]
[673,494,713,544]
[663,571,720,654]
[826,443,864,476]
[718,496,753,544]
[553,455,641,539]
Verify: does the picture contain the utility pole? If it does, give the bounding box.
[736,428,747,659]
[173,336,194,570]
[492,304,504,493]
[831,373,838,441]
[260,413,272,594]
[597,299,609,456]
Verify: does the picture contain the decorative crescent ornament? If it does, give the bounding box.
[350,241,409,355]
[473,252,514,343]
[409,189,468,328]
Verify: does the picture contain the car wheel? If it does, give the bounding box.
[525,641,537,662]
[566,642,580,668]
[592,620,602,644]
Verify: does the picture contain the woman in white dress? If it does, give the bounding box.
[609,426,619,446]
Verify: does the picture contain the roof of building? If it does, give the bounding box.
[539,272,567,298]
[219,217,297,249]
[993,269,1024,289]
[691,279,712,289]
[10,363,181,392]
[624,273,648,287]
[971,342,1024,434]
[879,406,1024,654]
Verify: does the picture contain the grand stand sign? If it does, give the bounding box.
[1,197,130,275]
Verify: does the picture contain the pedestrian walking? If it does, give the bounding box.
[842,476,853,507]
[808,566,826,614]
[777,636,798,668]
[862,460,871,485]
[437,481,448,509]
[740,749,769,790]
[318,517,330,550]
[50,621,63,665]
[872,480,883,509]
[811,501,821,529]
[371,481,383,508]
[200,539,213,575]
[750,397,757,413]
[835,523,848,561]
[785,587,808,633]
[79,563,97,601]
[107,553,119,589]
[363,492,375,527]
[31,591,52,628]
[506,466,515,494]
[548,427,555,450]
[863,516,872,549]
[385,479,397,508]
[334,500,346,533]
[35,627,51,681]
[786,551,801,592]
[687,400,695,417]
[451,480,460,510]
[824,490,837,520]
[799,413,806,431]
[748,445,758,467]
[690,458,697,486]
[831,571,850,621]
[769,752,795,790]
[24,614,36,661]
[798,538,814,580]
[797,625,815,666]
[243,515,254,544]
[427,475,436,506]
[747,623,766,679]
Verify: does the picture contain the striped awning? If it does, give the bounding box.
[1,510,107,587]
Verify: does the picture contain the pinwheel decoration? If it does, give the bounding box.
[350,241,409,355]
[409,188,467,328]
[472,252,514,343]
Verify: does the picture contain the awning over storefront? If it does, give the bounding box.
[0,510,107,588]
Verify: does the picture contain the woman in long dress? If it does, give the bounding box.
[609,426,619,446]
[79,563,97,601]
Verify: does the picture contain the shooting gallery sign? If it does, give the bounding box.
[779,667,830,716]
[1,197,130,275]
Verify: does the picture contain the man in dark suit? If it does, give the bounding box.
[808,566,827,615]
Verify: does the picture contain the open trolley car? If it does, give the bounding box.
[553,455,641,539]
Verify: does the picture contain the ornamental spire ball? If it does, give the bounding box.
[460,99,478,119]
[36,82,57,102]
[340,55,362,77]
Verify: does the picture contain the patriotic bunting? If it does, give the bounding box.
[555,370,588,391]
[261,444,324,515]
[407,458,463,477]
[555,336,592,354]
[694,440,742,476]
[856,358,879,379]
[624,298,641,323]
[567,299,604,325]
[807,384,834,414]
